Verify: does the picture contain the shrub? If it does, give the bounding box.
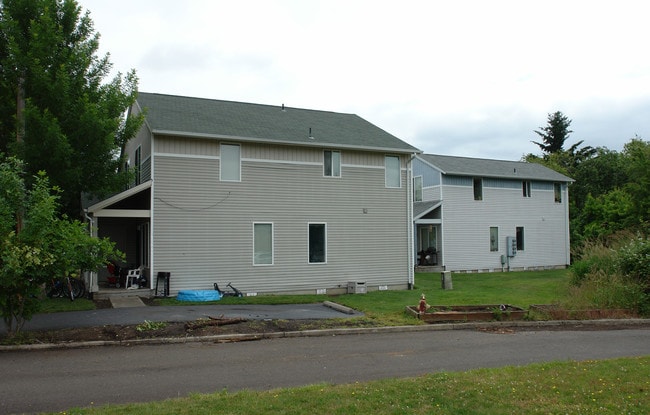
[615,236,650,286]
[569,239,617,286]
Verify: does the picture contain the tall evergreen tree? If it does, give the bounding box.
[0,0,142,217]
[532,111,573,154]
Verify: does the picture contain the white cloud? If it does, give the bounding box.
[79,0,650,160]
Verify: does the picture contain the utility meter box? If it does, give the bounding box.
[506,236,517,257]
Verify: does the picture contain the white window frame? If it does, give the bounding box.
[385,155,401,188]
[308,222,327,264]
[323,150,341,177]
[413,176,423,202]
[473,177,483,200]
[516,226,525,251]
[489,226,499,252]
[554,182,562,203]
[253,222,273,266]
[220,143,241,182]
[134,146,142,185]
[522,180,531,197]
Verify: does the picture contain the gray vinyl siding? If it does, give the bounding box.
[152,143,410,294]
[440,178,570,271]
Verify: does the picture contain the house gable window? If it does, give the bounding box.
[489,227,498,252]
[134,146,142,185]
[473,178,483,200]
[220,143,241,182]
[516,226,524,251]
[253,223,273,265]
[522,180,531,197]
[385,156,401,188]
[413,176,423,202]
[554,182,562,203]
[308,223,327,263]
[324,150,341,177]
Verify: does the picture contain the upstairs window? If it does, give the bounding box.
[134,146,142,185]
[554,182,562,203]
[473,178,483,200]
[522,180,531,197]
[221,144,241,181]
[324,150,341,177]
[385,156,401,188]
[413,176,423,202]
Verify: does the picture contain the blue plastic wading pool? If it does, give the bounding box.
[176,290,221,302]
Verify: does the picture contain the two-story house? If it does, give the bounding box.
[413,154,573,272]
[86,93,420,295]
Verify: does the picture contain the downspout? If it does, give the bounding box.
[407,153,416,290]
[83,209,99,294]
[565,183,571,266]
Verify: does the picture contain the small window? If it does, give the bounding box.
[308,223,326,263]
[516,227,524,251]
[253,223,273,265]
[522,180,531,197]
[413,176,423,202]
[489,227,498,252]
[220,143,241,181]
[473,178,483,200]
[385,156,401,188]
[324,150,341,177]
[554,182,562,203]
[134,146,142,185]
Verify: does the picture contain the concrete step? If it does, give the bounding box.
[94,288,153,301]
[109,296,146,308]
[415,266,445,273]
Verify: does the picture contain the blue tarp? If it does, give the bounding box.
[176,290,221,302]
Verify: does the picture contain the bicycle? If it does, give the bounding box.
[46,276,86,301]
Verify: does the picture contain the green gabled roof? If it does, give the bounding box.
[419,154,574,182]
[135,92,420,153]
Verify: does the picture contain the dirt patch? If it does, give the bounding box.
[1,298,380,345]
[6,318,378,345]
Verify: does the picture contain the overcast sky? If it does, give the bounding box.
[78,0,649,160]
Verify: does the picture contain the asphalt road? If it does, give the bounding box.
[1,327,649,414]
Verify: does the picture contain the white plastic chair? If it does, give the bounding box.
[125,268,141,290]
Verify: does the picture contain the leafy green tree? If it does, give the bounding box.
[622,138,650,226]
[0,155,121,337]
[0,0,142,217]
[577,189,636,240]
[569,147,628,211]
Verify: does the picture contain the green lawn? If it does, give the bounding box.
[43,269,570,321]
[37,269,650,414]
[150,269,570,326]
[59,356,650,415]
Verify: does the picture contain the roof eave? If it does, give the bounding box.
[151,129,421,154]
[87,181,152,213]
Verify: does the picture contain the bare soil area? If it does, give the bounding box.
[1,298,381,345]
[2,300,647,346]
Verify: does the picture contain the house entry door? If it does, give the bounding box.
[419,226,437,251]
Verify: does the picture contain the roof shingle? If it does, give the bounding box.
[135,92,420,153]
[419,154,573,182]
